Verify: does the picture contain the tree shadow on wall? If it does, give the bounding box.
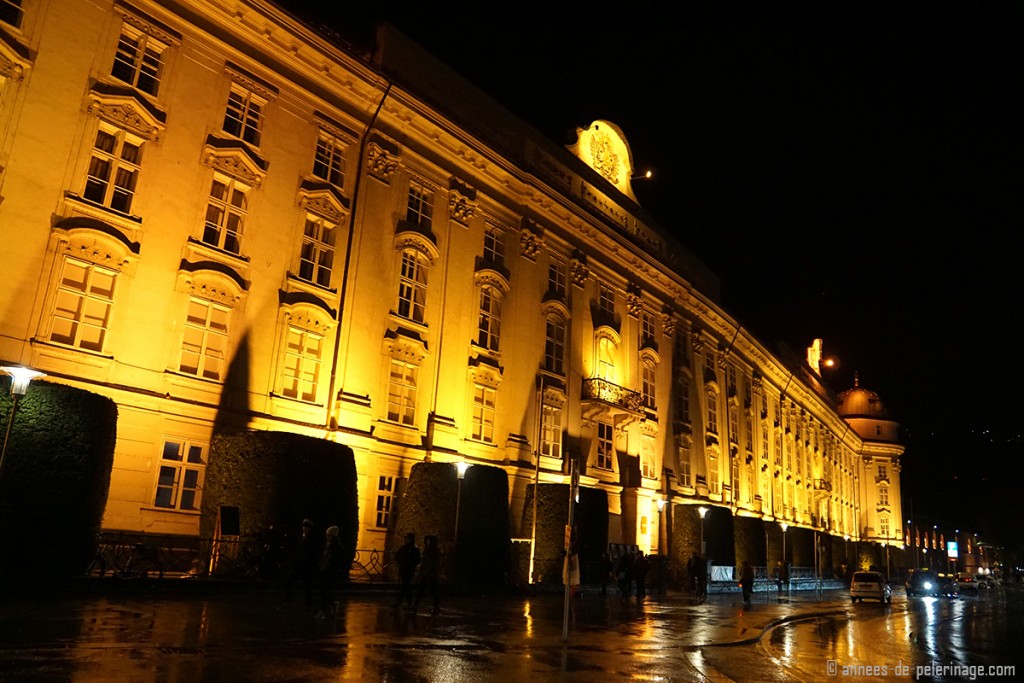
[212,330,251,437]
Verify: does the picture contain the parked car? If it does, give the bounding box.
[956,572,979,593]
[851,571,892,603]
[975,574,996,589]
[905,568,939,597]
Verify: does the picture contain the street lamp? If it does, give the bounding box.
[1,366,45,490]
[454,461,470,543]
[780,522,789,568]
[698,506,709,555]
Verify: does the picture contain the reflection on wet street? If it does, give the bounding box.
[0,586,1020,681]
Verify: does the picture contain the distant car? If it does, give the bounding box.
[906,569,939,597]
[851,571,892,603]
[975,574,996,589]
[956,572,979,593]
[936,573,960,598]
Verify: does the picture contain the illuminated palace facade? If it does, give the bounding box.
[0,0,903,564]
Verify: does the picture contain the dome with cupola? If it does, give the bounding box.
[836,373,889,419]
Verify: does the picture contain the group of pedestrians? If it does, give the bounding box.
[610,549,652,601]
[281,519,345,619]
[395,532,441,614]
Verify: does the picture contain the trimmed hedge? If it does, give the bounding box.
[391,462,512,589]
[201,431,358,575]
[0,379,116,578]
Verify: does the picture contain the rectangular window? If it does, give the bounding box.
[111,25,165,95]
[203,177,247,254]
[641,364,656,410]
[596,422,614,470]
[471,384,496,443]
[48,258,116,353]
[641,435,656,479]
[708,452,719,494]
[386,360,417,426]
[397,251,427,323]
[878,486,889,507]
[544,316,565,375]
[678,376,691,423]
[744,415,753,451]
[880,516,890,538]
[180,299,229,380]
[774,434,783,468]
[154,439,205,511]
[706,390,718,434]
[548,260,567,299]
[223,86,264,146]
[727,365,737,394]
[483,228,505,267]
[406,180,433,230]
[640,310,655,349]
[375,475,394,528]
[598,283,614,316]
[678,447,691,487]
[312,132,345,186]
[476,287,501,351]
[877,464,887,480]
[728,405,738,444]
[0,0,24,28]
[675,331,691,367]
[541,404,562,460]
[281,327,322,402]
[298,216,336,287]
[746,466,754,504]
[732,454,740,498]
[83,127,142,213]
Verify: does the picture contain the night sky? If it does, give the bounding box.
[284,2,1020,550]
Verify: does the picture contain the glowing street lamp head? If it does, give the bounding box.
[1,366,45,397]
[698,506,708,519]
[455,461,470,480]
[781,522,789,533]
[656,498,666,512]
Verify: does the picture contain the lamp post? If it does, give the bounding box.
[780,522,789,593]
[656,497,666,555]
[698,506,709,555]
[1,366,45,490]
[454,461,469,543]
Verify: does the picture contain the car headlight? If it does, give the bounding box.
[923,581,933,590]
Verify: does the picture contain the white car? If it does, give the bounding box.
[850,571,892,603]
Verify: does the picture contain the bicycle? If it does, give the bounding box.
[85,540,164,589]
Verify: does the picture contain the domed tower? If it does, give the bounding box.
[836,373,899,442]
[837,373,904,556]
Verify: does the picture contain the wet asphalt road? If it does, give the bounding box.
[0,583,1020,682]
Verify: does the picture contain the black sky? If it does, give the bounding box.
[285,2,1021,542]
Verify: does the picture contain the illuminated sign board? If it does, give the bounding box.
[947,541,959,559]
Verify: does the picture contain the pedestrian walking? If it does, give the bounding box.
[283,519,317,609]
[617,551,633,600]
[600,552,613,596]
[314,525,343,619]
[413,534,441,614]
[740,560,755,606]
[687,552,701,597]
[633,550,650,601]
[395,533,420,610]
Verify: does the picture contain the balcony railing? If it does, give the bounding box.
[582,377,644,413]
[813,478,833,492]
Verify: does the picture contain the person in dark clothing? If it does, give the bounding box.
[696,554,709,600]
[314,525,343,619]
[687,552,701,597]
[284,519,317,608]
[617,551,633,600]
[413,534,441,614]
[600,553,613,596]
[395,533,420,609]
[633,550,650,601]
[740,560,755,607]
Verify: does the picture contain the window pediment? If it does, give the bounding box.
[594,325,621,347]
[473,267,510,295]
[640,347,661,367]
[114,2,182,46]
[202,135,268,187]
[542,383,567,408]
[540,297,570,320]
[278,289,336,321]
[88,84,166,141]
[298,181,349,223]
[469,355,503,387]
[393,229,439,265]
[0,30,31,81]
[383,327,428,364]
[54,220,138,272]
[280,301,334,335]
[177,262,247,306]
